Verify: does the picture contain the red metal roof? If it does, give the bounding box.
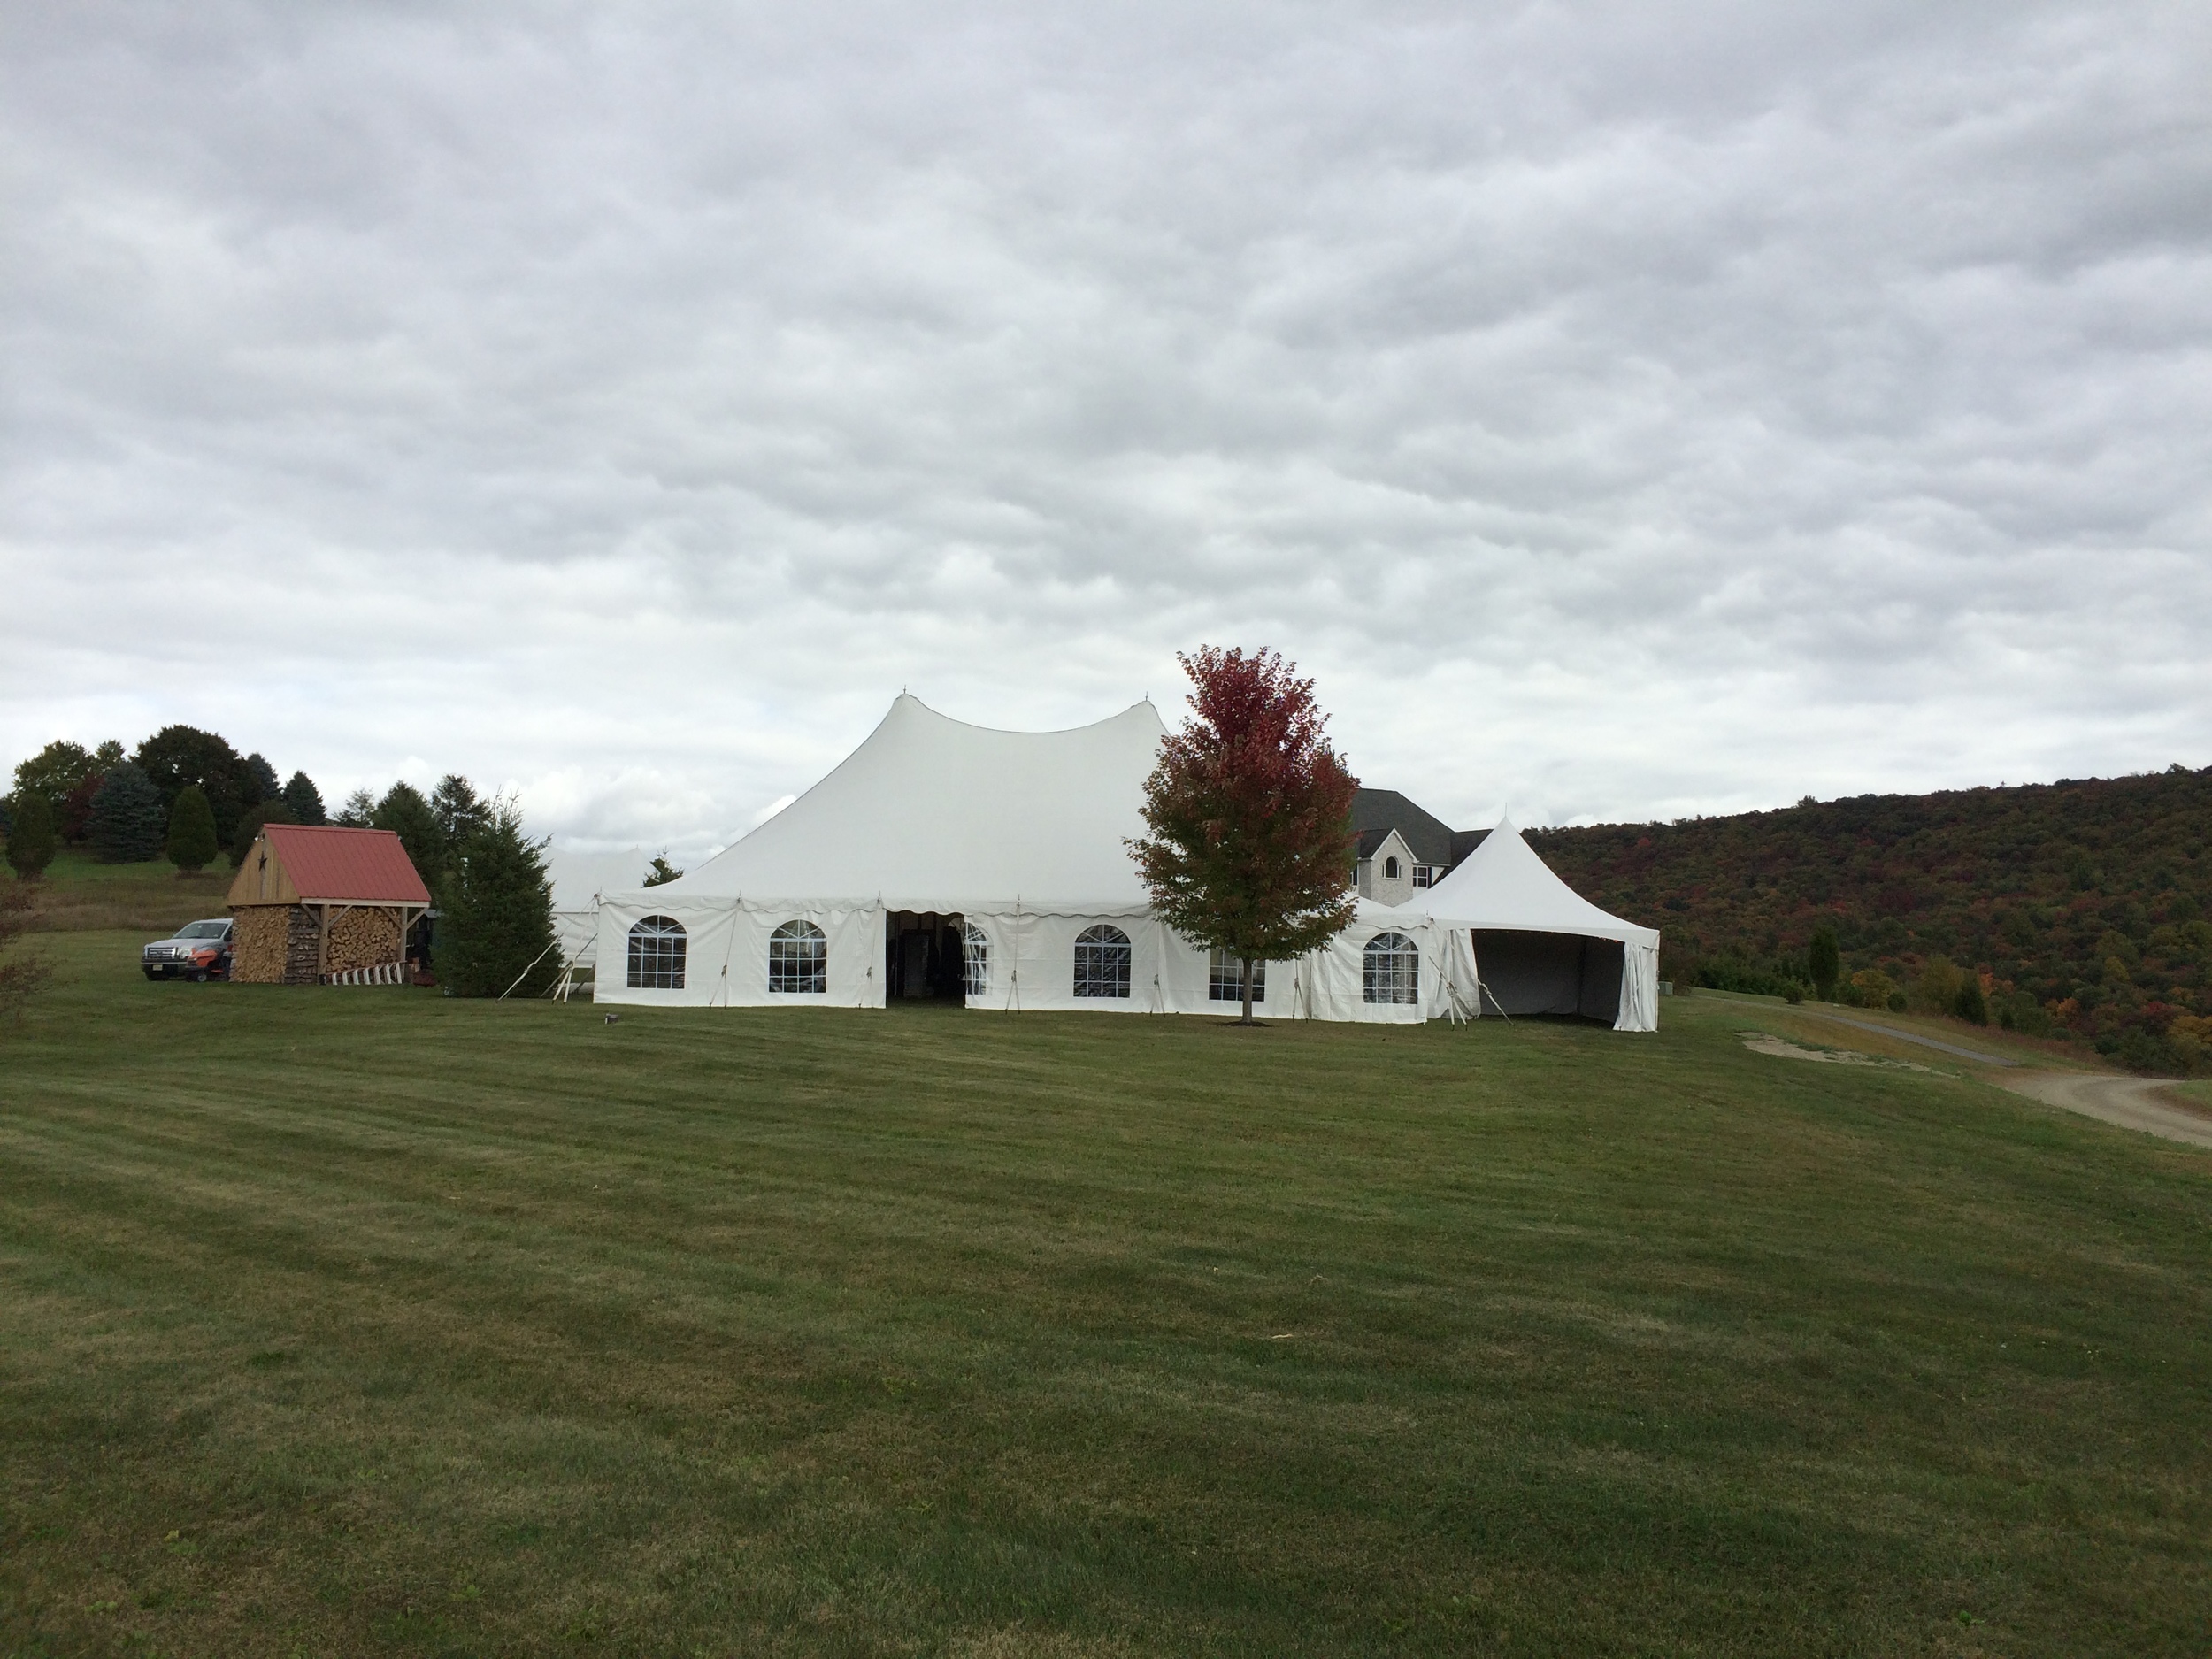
[265,825,432,904]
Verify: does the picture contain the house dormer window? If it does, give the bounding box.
[1383,856,1400,879]
[1413,864,1435,887]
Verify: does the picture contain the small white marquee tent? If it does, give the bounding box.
[1409,818,1660,1031]
[591,694,1656,1029]
[543,848,649,970]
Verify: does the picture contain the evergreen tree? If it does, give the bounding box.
[335,787,377,827]
[88,764,167,864]
[1954,974,1989,1025]
[431,774,488,853]
[439,800,558,997]
[4,791,58,879]
[229,801,296,867]
[1808,924,1841,1002]
[282,771,327,826]
[372,782,442,886]
[1128,646,1360,1024]
[643,853,683,887]
[165,786,219,874]
[242,752,280,805]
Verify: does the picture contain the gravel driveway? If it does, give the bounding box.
[1993,1071,2212,1152]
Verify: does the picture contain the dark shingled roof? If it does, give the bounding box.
[1350,788,1460,866]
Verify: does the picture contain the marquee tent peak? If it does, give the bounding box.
[630,692,1170,911]
[1417,818,1658,949]
[880,689,1163,738]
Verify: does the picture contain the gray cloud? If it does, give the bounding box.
[4,0,2208,847]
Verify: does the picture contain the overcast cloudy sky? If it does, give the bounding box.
[5,1,2208,853]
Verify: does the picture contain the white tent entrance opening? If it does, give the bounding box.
[1468,930,1626,1022]
[887,911,971,1001]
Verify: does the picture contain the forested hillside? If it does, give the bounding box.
[1529,765,2212,1075]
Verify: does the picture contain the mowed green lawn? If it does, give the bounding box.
[2,932,2208,1657]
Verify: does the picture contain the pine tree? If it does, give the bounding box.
[372,783,442,886]
[165,786,219,874]
[1808,924,1841,1002]
[430,774,488,854]
[242,753,280,804]
[4,790,58,879]
[439,800,557,997]
[1128,647,1360,1024]
[643,853,683,887]
[335,787,376,827]
[282,772,327,826]
[88,764,168,864]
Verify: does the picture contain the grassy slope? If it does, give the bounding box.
[1,937,2208,1657]
[15,849,234,936]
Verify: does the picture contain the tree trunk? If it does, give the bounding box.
[1240,956,1256,1025]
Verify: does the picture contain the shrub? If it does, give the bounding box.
[1912,956,1965,1015]
[165,786,219,874]
[88,764,167,864]
[4,790,58,879]
[1845,968,1898,1009]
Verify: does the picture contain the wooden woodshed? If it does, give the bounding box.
[227,825,432,985]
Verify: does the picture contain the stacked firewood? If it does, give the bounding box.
[325,907,403,974]
[229,907,295,983]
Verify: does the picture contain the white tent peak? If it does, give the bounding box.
[634,693,1169,910]
[1418,818,1658,949]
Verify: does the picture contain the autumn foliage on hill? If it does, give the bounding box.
[1528,765,2212,1076]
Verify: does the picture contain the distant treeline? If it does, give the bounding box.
[2,726,492,891]
[1529,765,2212,1076]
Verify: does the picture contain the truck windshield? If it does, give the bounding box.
[177,922,227,939]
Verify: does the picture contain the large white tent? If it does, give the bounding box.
[592,694,1654,1028]
[1409,819,1660,1031]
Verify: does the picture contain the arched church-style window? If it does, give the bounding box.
[1363,931,1419,1005]
[627,915,687,990]
[1384,856,1401,879]
[962,922,990,997]
[1072,925,1132,999]
[769,919,827,995]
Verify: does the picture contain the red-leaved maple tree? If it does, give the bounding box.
[1128,647,1360,1023]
